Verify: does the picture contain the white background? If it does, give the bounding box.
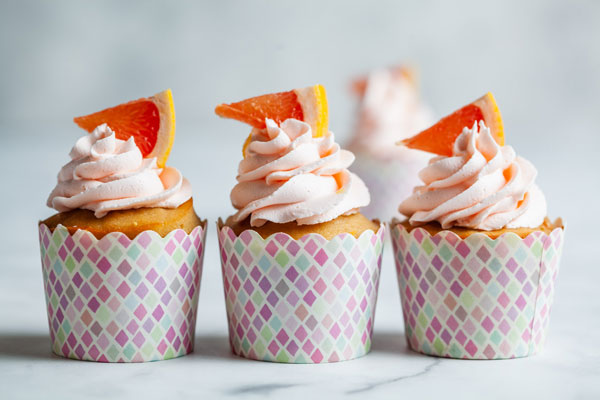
[0,1,599,399]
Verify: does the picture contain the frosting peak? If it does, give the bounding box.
[231,119,370,227]
[47,124,191,217]
[399,121,546,230]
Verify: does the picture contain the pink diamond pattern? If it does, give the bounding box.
[391,222,564,359]
[38,223,206,362]
[218,223,385,363]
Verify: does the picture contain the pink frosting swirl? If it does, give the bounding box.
[399,121,546,230]
[231,119,370,227]
[47,124,192,218]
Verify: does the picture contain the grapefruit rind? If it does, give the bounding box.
[473,92,504,146]
[242,133,253,157]
[148,89,176,168]
[294,84,329,138]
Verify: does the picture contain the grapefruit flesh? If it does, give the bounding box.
[400,92,504,156]
[215,90,303,130]
[215,84,329,151]
[74,89,175,167]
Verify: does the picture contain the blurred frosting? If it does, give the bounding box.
[47,123,191,218]
[348,67,434,159]
[399,121,546,230]
[231,119,370,227]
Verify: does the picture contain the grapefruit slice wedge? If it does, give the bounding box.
[215,84,329,138]
[74,89,176,167]
[399,92,504,156]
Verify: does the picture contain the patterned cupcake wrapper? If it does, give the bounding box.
[390,220,564,359]
[217,221,385,363]
[38,222,207,362]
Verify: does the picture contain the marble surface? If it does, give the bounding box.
[0,128,599,400]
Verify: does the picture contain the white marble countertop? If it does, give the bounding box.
[1,127,599,400]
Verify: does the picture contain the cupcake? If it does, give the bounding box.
[215,85,385,363]
[347,66,434,221]
[390,92,564,359]
[39,90,207,362]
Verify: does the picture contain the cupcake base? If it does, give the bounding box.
[391,219,564,359]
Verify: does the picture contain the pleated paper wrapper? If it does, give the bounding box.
[390,220,564,359]
[218,221,385,363]
[38,222,207,362]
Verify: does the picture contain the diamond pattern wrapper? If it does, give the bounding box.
[217,221,385,363]
[390,221,565,359]
[38,222,207,362]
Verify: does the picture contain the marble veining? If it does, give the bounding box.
[228,383,299,396]
[346,359,442,394]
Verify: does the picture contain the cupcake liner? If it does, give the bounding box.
[217,221,385,363]
[349,149,427,221]
[38,222,207,362]
[390,220,564,359]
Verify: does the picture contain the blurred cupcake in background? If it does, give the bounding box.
[347,66,434,221]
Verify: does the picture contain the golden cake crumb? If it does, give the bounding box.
[41,198,202,239]
[223,213,380,240]
[397,217,562,239]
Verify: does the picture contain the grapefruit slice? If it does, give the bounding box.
[399,92,504,156]
[74,89,176,167]
[215,84,329,138]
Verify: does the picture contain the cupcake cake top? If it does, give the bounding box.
[216,84,370,227]
[398,93,547,231]
[46,89,192,218]
[348,66,433,158]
